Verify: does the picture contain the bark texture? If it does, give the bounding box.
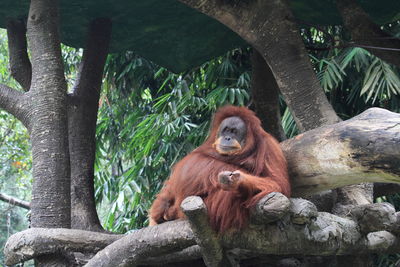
[4,228,122,266]
[281,107,400,197]
[5,196,400,266]
[251,49,286,141]
[85,221,196,267]
[27,0,70,230]
[6,19,32,91]
[336,0,400,67]
[181,196,225,267]
[69,18,112,232]
[250,192,291,224]
[0,84,29,126]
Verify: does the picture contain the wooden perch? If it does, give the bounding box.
[282,108,400,197]
[181,196,224,267]
[84,220,195,267]
[4,228,121,265]
[289,198,318,225]
[5,196,400,266]
[350,203,398,234]
[250,192,291,224]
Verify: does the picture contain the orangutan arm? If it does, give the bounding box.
[218,170,290,201]
[148,184,175,226]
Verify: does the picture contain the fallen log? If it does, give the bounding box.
[282,108,400,196]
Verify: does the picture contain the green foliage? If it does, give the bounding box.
[0,29,31,265]
[95,49,251,232]
[61,44,82,91]
[0,21,398,266]
[95,25,400,233]
[304,26,400,120]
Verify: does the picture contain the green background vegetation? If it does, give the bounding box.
[1,21,400,265]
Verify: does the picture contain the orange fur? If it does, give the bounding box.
[149,106,291,232]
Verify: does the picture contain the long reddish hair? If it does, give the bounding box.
[199,105,288,187]
[150,105,290,232]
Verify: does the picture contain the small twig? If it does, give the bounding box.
[0,192,30,210]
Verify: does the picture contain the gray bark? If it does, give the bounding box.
[251,48,286,141]
[336,0,400,67]
[4,228,122,266]
[177,0,340,131]
[350,203,399,234]
[143,246,202,266]
[181,196,225,267]
[0,84,29,126]
[282,107,400,197]
[69,18,112,232]
[250,192,291,224]
[5,197,400,266]
[84,221,196,267]
[28,0,70,229]
[6,18,32,91]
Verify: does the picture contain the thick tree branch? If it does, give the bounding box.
[251,49,286,141]
[142,245,201,266]
[5,197,400,266]
[181,196,225,267]
[282,108,400,197]
[336,0,400,67]
[4,228,122,266]
[250,192,291,224]
[0,84,30,126]
[69,18,112,232]
[84,221,196,267]
[6,19,32,91]
[72,18,112,98]
[0,192,30,209]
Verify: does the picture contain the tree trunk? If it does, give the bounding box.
[26,0,71,265]
[250,48,286,141]
[69,18,112,232]
[27,0,70,229]
[5,14,110,233]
